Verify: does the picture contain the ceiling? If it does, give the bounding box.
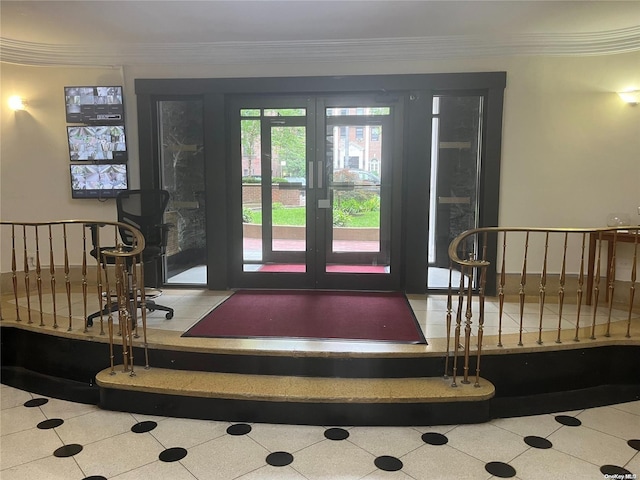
[1,1,639,66]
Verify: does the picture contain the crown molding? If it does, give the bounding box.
[2,26,639,67]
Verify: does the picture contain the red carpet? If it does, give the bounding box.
[258,264,387,273]
[183,290,426,344]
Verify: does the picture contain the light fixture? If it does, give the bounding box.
[618,90,640,106]
[8,95,27,111]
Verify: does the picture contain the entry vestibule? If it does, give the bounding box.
[135,73,506,294]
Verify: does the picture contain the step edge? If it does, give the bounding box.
[96,366,495,403]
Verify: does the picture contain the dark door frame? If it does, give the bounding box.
[136,72,506,294]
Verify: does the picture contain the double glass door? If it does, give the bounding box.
[231,96,401,290]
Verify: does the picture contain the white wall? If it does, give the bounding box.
[2,52,639,272]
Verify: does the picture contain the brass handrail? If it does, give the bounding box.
[445,225,639,388]
[1,220,148,376]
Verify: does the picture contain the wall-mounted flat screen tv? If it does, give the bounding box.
[65,86,124,123]
[70,163,128,199]
[67,125,127,161]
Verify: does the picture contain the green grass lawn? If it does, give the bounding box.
[250,207,379,228]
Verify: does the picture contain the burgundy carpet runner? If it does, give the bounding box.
[183,290,426,344]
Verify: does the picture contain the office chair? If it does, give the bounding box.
[87,189,174,327]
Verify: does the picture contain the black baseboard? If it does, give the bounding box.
[1,366,99,405]
[99,387,492,426]
[490,383,640,419]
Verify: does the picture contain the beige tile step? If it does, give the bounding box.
[96,366,494,404]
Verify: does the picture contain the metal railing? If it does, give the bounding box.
[445,226,639,387]
[0,220,149,375]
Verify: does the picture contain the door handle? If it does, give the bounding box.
[318,161,323,189]
[438,196,470,204]
[308,162,314,189]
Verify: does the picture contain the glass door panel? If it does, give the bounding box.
[428,95,483,289]
[323,107,392,275]
[267,124,307,266]
[158,99,207,285]
[240,108,309,273]
[233,96,400,290]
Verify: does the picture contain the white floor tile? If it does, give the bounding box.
[0,454,85,480]
[180,434,270,480]
[293,438,377,479]
[510,446,602,480]
[74,430,165,478]
[247,423,326,453]
[0,428,63,470]
[111,459,200,480]
[446,422,529,463]
[548,423,636,468]
[150,417,229,449]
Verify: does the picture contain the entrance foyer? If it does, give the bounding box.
[136,73,506,293]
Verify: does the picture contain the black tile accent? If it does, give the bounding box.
[159,447,188,462]
[227,423,252,435]
[524,435,552,449]
[628,439,640,451]
[24,398,48,407]
[54,444,83,457]
[266,451,294,467]
[131,421,157,433]
[600,464,633,476]
[421,432,448,445]
[37,418,64,429]
[375,455,403,472]
[83,476,107,480]
[554,415,582,427]
[485,461,516,478]
[325,427,349,440]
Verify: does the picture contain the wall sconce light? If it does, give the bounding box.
[8,95,27,111]
[618,90,640,106]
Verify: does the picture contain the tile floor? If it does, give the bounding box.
[1,384,639,480]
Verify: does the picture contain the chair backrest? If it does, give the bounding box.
[116,190,170,254]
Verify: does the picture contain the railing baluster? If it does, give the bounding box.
[82,226,88,333]
[474,233,488,387]
[444,261,453,379]
[591,231,604,339]
[451,264,466,388]
[537,232,549,345]
[63,224,72,331]
[497,231,506,347]
[556,232,568,344]
[35,226,44,326]
[626,229,638,338]
[23,225,32,324]
[518,232,529,346]
[49,225,58,329]
[574,233,586,342]
[605,230,618,337]
[462,258,474,385]
[11,225,20,322]
[137,255,150,369]
[102,244,115,375]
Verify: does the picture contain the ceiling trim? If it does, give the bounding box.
[2,26,639,67]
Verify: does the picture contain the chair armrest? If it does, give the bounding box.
[148,223,172,248]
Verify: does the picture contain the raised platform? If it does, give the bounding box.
[2,289,640,426]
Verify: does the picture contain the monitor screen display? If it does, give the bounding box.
[64,86,124,123]
[70,164,128,198]
[67,125,127,161]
